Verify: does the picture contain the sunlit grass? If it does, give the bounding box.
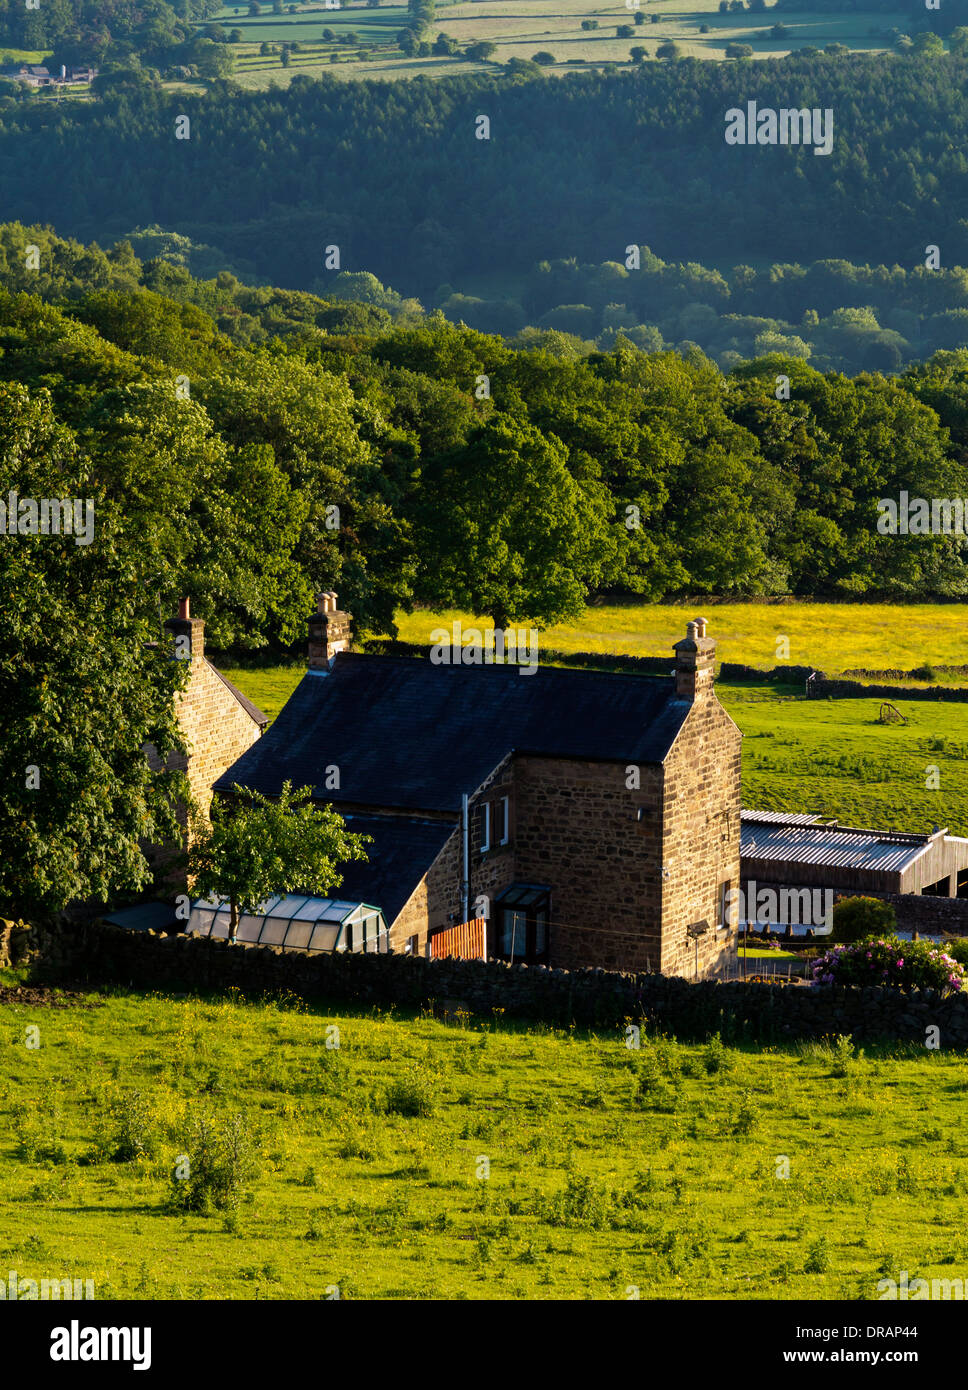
[390,601,968,677]
[0,989,962,1300]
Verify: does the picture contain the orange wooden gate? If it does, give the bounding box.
[429,918,487,961]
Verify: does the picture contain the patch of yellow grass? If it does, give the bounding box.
[391,602,968,677]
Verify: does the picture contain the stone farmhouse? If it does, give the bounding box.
[146,599,267,833]
[204,597,743,978]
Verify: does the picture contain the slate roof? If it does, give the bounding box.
[214,652,691,813]
[335,814,457,922]
[741,810,935,874]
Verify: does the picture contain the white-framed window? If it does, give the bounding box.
[480,802,491,853]
[499,795,510,846]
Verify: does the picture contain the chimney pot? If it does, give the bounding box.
[308,593,352,668]
[673,619,716,700]
[165,600,203,662]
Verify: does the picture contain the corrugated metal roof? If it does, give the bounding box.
[741,810,821,827]
[741,812,931,873]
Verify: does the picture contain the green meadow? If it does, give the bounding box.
[2,987,965,1300]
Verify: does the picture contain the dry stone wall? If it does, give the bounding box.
[28,917,968,1049]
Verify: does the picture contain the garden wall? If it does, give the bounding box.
[27,917,968,1049]
[807,676,968,704]
[717,660,968,703]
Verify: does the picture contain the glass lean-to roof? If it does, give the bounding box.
[187,894,389,954]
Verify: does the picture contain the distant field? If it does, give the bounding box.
[390,601,968,677]
[191,0,908,88]
[3,987,965,1299]
[219,601,968,836]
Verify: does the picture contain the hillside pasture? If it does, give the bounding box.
[1,987,965,1300]
[389,601,968,678]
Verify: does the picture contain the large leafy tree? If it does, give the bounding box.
[413,416,616,629]
[199,354,414,637]
[0,382,188,918]
[189,782,370,941]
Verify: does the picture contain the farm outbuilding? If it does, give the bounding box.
[741,810,968,898]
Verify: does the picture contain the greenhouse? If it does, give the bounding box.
[187,894,389,954]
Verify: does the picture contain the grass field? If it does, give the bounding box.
[2,984,964,1300]
[190,0,908,88]
[389,601,968,677]
[729,686,968,836]
[217,602,968,835]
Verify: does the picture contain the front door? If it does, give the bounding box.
[494,889,549,965]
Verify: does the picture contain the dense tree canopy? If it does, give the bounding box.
[0,224,967,692]
[0,53,964,307]
[0,381,189,917]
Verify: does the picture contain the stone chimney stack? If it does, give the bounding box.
[308,591,352,669]
[673,616,716,699]
[165,596,204,664]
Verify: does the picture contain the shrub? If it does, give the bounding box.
[701,1033,733,1075]
[733,1090,759,1134]
[725,42,753,58]
[804,1236,830,1274]
[383,1067,436,1118]
[943,937,968,967]
[166,1114,257,1214]
[812,936,966,994]
[89,1089,158,1163]
[541,1173,613,1229]
[531,51,556,64]
[13,1103,68,1164]
[832,896,896,943]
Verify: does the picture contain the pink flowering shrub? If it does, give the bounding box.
[812,935,965,994]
